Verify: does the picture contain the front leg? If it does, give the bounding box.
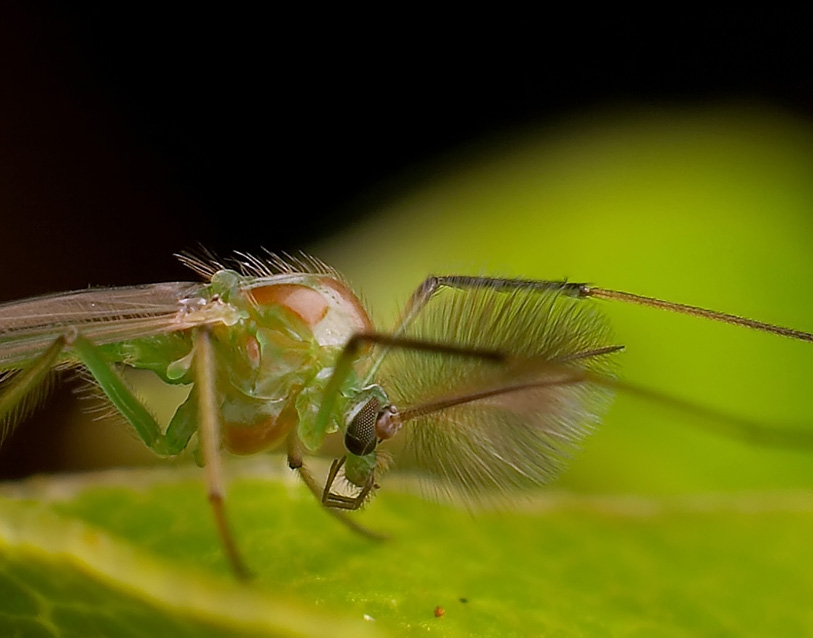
[286,432,386,540]
[320,456,375,510]
[362,275,585,383]
[394,275,583,336]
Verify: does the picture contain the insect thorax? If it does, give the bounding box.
[211,271,373,455]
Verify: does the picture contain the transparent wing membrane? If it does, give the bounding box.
[0,282,208,368]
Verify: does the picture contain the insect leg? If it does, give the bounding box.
[384,275,813,448]
[193,328,250,579]
[393,275,582,335]
[360,275,586,383]
[590,372,813,448]
[320,456,375,510]
[73,331,248,577]
[581,287,813,343]
[285,433,387,540]
[396,274,813,343]
[0,336,65,444]
[70,336,193,456]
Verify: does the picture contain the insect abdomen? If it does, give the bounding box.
[222,386,302,455]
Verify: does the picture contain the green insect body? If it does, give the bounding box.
[107,269,375,460]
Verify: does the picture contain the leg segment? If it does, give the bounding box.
[380,275,813,445]
[394,274,813,343]
[590,371,813,448]
[394,275,583,337]
[70,335,195,456]
[286,432,386,540]
[320,456,374,510]
[193,328,250,579]
[362,275,585,383]
[583,286,813,343]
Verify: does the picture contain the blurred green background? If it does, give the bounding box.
[313,107,813,496]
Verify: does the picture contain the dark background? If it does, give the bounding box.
[0,7,811,477]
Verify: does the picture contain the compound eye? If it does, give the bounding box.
[345,397,380,456]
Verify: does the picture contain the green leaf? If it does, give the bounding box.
[1,462,812,637]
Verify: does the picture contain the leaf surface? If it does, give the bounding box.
[1,462,811,637]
